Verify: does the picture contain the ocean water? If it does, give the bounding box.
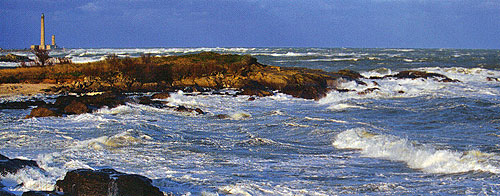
[1,48,500,195]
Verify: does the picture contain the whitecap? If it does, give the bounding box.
[333,128,500,174]
[1,167,55,193]
[74,129,152,150]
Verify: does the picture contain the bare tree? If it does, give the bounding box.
[31,48,52,67]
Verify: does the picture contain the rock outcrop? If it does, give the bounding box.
[55,168,163,196]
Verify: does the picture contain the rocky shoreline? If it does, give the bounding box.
[0,52,460,118]
[0,154,166,196]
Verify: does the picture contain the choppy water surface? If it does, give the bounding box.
[1,48,500,195]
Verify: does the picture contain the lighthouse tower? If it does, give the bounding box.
[31,13,58,50]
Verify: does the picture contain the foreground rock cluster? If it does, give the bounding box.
[0,154,166,196]
[0,67,462,119]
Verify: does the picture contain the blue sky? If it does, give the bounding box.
[1,0,500,49]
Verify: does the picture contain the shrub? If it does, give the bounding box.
[31,48,53,67]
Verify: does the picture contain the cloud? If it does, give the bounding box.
[79,2,102,12]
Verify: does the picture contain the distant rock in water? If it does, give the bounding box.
[371,70,460,82]
[55,168,164,196]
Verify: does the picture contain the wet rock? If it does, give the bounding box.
[79,92,125,109]
[0,154,39,175]
[63,100,89,115]
[240,88,273,97]
[335,69,365,80]
[215,114,230,119]
[194,108,205,115]
[281,85,326,100]
[21,191,63,196]
[357,87,380,95]
[0,189,16,196]
[55,168,163,196]
[385,70,460,82]
[335,89,355,93]
[25,107,59,118]
[26,92,126,118]
[0,100,46,110]
[151,92,171,99]
[248,97,256,101]
[487,77,499,82]
[137,96,167,108]
[138,96,153,105]
[175,106,189,112]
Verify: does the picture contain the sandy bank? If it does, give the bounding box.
[0,83,58,97]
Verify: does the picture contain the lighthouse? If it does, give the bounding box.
[31,13,58,50]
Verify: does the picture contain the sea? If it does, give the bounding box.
[1,47,500,195]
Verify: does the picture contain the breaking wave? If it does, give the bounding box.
[333,128,500,174]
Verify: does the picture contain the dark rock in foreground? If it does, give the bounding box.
[1,189,16,196]
[0,154,39,175]
[21,191,64,196]
[55,168,163,196]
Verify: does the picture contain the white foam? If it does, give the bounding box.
[304,117,348,124]
[333,128,500,174]
[229,112,252,120]
[219,182,328,196]
[95,104,139,115]
[1,167,55,193]
[74,129,152,150]
[327,103,366,111]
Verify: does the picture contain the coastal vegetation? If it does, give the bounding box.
[0,52,356,99]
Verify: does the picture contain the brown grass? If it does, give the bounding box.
[0,52,259,84]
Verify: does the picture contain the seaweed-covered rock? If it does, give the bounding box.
[55,168,163,196]
[0,154,39,175]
